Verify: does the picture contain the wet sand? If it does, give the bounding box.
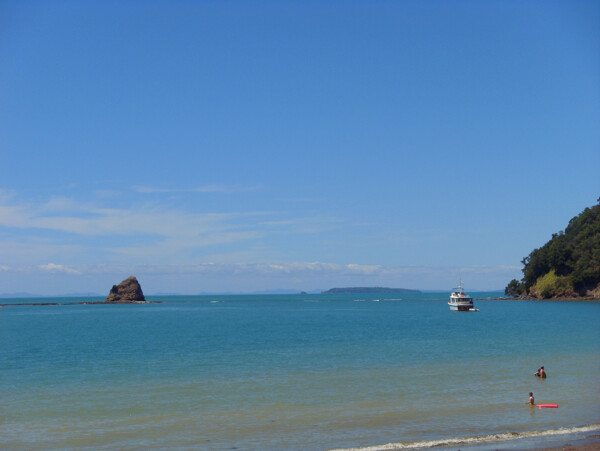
[518,437,600,451]
[537,443,600,451]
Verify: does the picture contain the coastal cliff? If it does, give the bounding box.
[105,276,147,303]
[505,199,600,300]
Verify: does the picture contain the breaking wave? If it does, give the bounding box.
[329,424,600,450]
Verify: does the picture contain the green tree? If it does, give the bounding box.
[505,279,524,296]
[508,199,600,297]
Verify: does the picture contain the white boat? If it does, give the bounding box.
[448,280,474,311]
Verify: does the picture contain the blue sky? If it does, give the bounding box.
[1,0,599,295]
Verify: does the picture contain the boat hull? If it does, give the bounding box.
[448,302,474,311]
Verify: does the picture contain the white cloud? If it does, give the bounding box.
[0,260,521,294]
[346,263,382,274]
[0,191,523,293]
[38,263,81,275]
[0,261,519,278]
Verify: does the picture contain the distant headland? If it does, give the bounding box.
[322,287,421,294]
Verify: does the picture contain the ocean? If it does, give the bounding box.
[1,292,599,450]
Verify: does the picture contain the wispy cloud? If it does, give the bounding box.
[133,185,260,194]
[0,261,520,278]
[0,190,523,293]
[0,191,338,266]
[38,263,81,275]
[0,195,257,238]
[0,261,521,293]
[0,239,85,265]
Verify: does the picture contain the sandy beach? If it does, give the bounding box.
[538,443,600,451]
[522,437,600,451]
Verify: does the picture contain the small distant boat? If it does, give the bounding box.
[448,280,475,311]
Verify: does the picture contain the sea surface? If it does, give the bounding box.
[1,292,599,450]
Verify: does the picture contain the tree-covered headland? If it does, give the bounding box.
[505,199,600,299]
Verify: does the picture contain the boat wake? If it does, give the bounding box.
[329,424,600,450]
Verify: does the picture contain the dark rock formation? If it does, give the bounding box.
[105,276,147,303]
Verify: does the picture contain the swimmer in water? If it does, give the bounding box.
[526,392,534,405]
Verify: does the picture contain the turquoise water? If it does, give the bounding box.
[1,292,599,450]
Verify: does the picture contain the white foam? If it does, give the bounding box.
[328,424,600,451]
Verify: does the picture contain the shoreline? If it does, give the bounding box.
[330,426,600,451]
[0,300,161,307]
[512,435,600,451]
[537,444,600,451]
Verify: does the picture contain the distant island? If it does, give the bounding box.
[505,198,600,300]
[322,287,421,294]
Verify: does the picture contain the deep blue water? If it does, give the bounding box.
[1,292,599,450]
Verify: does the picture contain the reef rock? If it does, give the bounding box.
[105,276,147,303]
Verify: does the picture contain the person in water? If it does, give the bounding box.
[534,366,547,378]
[526,392,535,405]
